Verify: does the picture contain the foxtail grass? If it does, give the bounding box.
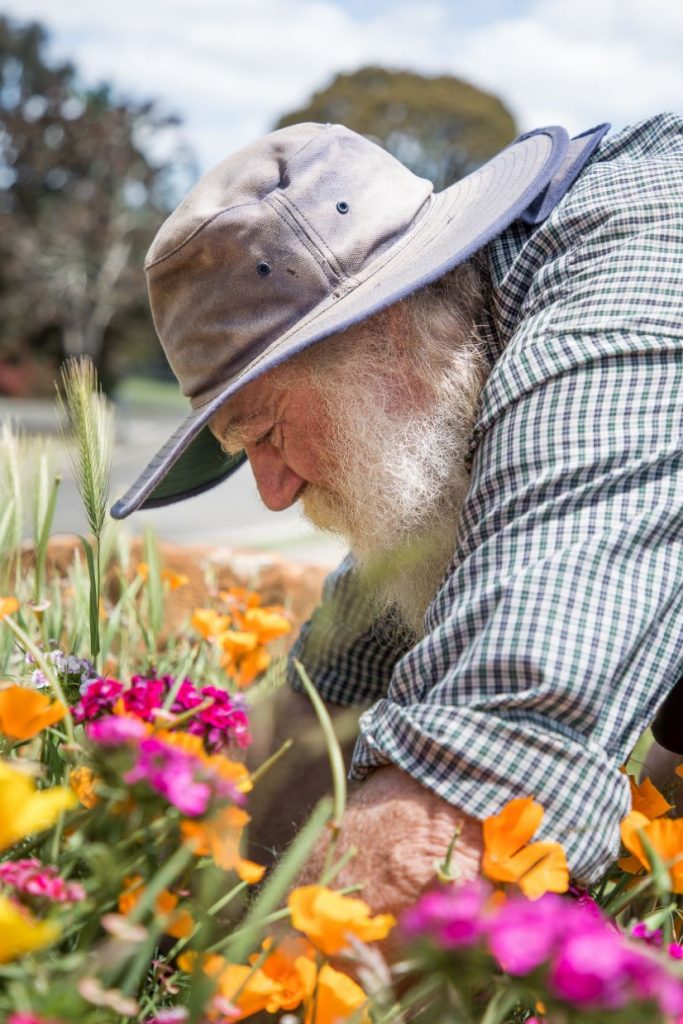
[56,357,116,666]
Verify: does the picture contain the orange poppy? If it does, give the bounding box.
[191,608,230,640]
[181,806,265,883]
[118,876,194,939]
[0,596,19,618]
[288,885,395,956]
[243,607,291,644]
[620,809,683,892]
[482,797,569,899]
[305,963,370,1024]
[69,765,98,808]
[628,775,673,819]
[0,684,66,740]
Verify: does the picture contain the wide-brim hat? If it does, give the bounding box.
[111,120,608,519]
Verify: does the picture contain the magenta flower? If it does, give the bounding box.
[402,880,489,949]
[488,893,565,975]
[186,686,251,752]
[122,675,167,720]
[123,737,233,817]
[87,715,148,745]
[550,926,637,1008]
[72,677,123,723]
[0,859,85,905]
[8,1016,63,1024]
[631,921,663,947]
[170,678,204,712]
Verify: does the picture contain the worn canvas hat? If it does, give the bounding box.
[111,120,609,519]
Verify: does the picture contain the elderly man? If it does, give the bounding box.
[112,113,683,920]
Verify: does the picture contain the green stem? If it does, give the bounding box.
[294,661,346,829]
[248,738,293,785]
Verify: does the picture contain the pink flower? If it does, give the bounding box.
[0,859,85,905]
[122,675,166,720]
[186,686,251,752]
[72,677,122,723]
[631,921,663,947]
[402,881,489,949]
[123,737,232,817]
[170,678,204,713]
[87,715,148,745]
[488,893,564,975]
[550,927,636,1008]
[8,1015,64,1024]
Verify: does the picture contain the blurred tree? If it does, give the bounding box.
[275,66,517,191]
[0,16,195,393]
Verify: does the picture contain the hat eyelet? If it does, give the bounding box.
[336,201,350,214]
[256,261,271,276]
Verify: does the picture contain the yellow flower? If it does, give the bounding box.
[0,596,19,618]
[191,608,231,640]
[628,775,673,819]
[305,963,370,1024]
[118,876,194,939]
[69,765,98,808]
[288,885,396,956]
[620,809,683,892]
[136,561,149,581]
[0,895,59,962]
[0,684,66,740]
[482,797,569,899]
[0,760,75,851]
[181,806,265,883]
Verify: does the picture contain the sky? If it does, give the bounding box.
[3,0,683,176]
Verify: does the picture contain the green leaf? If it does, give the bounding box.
[144,527,164,637]
[639,829,673,897]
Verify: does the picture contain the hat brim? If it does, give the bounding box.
[111,125,570,520]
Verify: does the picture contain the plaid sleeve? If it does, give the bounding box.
[350,114,683,883]
[287,554,413,706]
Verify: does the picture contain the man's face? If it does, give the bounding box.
[209,312,487,633]
[207,371,338,513]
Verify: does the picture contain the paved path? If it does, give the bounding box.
[0,398,344,567]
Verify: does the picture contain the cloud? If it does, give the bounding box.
[3,0,682,173]
[454,0,683,134]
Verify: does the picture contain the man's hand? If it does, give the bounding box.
[296,765,483,924]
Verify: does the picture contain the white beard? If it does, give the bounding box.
[300,341,487,635]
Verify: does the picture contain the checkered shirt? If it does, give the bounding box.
[287,113,683,882]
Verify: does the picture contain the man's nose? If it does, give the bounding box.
[245,443,306,511]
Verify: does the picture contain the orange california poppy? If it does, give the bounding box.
[0,597,19,618]
[620,809,683,892]
[628,775,673,819]
[0,684,66,740]
[288,885,395,956]
[482,797,569,899]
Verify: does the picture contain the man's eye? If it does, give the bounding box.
[254,427,275,448]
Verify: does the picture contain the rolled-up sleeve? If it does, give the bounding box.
[351,116,683,882]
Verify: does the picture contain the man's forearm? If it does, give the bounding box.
[296,765,483,922]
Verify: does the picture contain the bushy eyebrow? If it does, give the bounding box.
[214,411,272,453]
